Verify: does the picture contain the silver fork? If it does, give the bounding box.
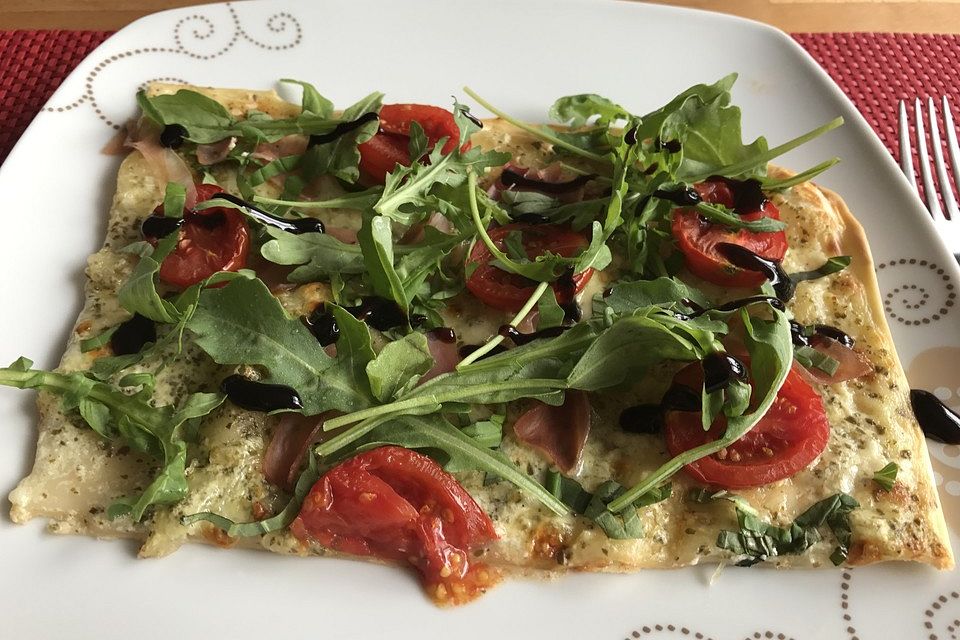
[898,96,960,258]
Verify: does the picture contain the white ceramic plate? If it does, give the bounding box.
[2,1,960,637]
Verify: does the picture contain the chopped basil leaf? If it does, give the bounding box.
[789,256,852,283]
[794,345,840,376]
[694,202,786,233]
[873,462,899,491]
[717,492,858,566]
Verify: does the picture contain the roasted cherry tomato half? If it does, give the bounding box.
[664,359,830,489]
[291,446,499,604]
[465,223,594,312]
[358,104,468,183]
[671,179,787,288]
[154,183,250,289]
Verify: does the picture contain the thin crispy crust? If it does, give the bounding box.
[8,85,953,576]
[821,185,953,568]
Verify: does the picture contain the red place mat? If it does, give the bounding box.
[1,30,959,166]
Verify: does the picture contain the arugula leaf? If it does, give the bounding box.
[759,158,840,191]
[634,74,738,144]
[280,79,334,118]
[185,278,373,415]
[566,313,709,391]
[138,89,235,144]
[595,277,707,317]
[300,92,382,183]
[549,94,629,127]
[0,363,225,520]
[358,214,409,313]
[789,256,851,283]
[608,306,792,512]
[352,413,570,516]
[544,470,593,514]
[873,462,899,491]
[183,450,321,537]
[260,229,366,282]
[365,332,434,402]
[537,289,566,330]
[117,236,180,324]
[694,202,786,232]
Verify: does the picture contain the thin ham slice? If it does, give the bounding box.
[491,162,590,204]
[419,330,461,384]
[126,120,198,208]
[798,336,873,385]
[252,134,309,163]
[196,137,236,165]
[513,390,591,474]
[263,411,333,491]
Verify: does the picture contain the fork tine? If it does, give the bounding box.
[944,96,960,208]
[915,97,945,219]
[899,100,917,189]
[928,97,960,220]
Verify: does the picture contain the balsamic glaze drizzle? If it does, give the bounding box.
[709,176,767,214]
[555,269,582,324]
[653,137,682,154]
[303,306,339,347]
[458,108,483,129]
[500,168,595,195]
[221,375,304,412]
[910,389,960,444]
[716,242,796,302]
[512,213,552,226]
[159,124,188,149]
[619,384,699,434]
[498,324,567,346]
[702,352,748,394]
[345,296,407,331]
[211,193,325,235]
[429,327,457,343]
[625,126,639,146]
[140,214,184,239]
[652,186,702,207]
[789,320,855,349]
[110,314,157,356]
[308,112,379,147]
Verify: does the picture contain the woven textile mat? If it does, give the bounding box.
[1,30,959,165]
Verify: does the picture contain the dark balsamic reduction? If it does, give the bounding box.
[140,214,184,239]
[498,324,567,346]
[459,108,483,129]
[687,295,785,319]
[910,389,960,444]
[304,306,339,346]
[513,213,552,226]
[429,327,457,343]
[716,242,796,302]
[653,137,682,154]
[159,124,188,149]
[211,193,325,235]
[789,320,855,349]
[308,112,379,147]
[221,375,304,412]
[555,269,582,323]
[653,186,702,207]
[619,384,699,434]
[702,352,748,393]
[499,168,594,195]
[708,176,767,214]
[345,296,406,331]
[110,314,157,355]
[625,126,639,146]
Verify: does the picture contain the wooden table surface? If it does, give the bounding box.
[1,0,959,33]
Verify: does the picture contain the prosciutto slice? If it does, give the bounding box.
[263,411,334,491]
[798,337,873,385]
[419,330,461,385]
[513,390,591,474]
